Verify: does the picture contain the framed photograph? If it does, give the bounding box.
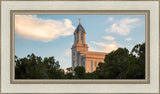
[0,0,159,94]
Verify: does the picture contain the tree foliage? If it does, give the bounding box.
[15,43,145,79]
[15,53,64,79]
[94,43,145,79]
[74,66,86,79]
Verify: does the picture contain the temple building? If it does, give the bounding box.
[71,19,107,73]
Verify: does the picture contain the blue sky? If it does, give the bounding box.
[15,15,145,69]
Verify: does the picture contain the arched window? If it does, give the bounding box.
[81,33,83,41]
[95,61,97,67]
[91,60,93,72]
[73,52,75,56]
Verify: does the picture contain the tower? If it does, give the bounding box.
[71,19,107,73]
[71,19,88,71]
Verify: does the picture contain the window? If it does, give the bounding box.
[76,33,78,43]
[91,60,93,72]
[73,52,75,56]
[95,61,97,67]
[81,33,83,40]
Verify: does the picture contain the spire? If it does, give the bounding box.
[74,18,86,33]
[79,18,81,24]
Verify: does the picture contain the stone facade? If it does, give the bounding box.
[71,20,107,73]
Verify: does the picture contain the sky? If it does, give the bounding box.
[15,15,145,69]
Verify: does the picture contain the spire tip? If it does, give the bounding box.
[79,18,81,24]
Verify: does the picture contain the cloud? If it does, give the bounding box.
[15,15,76,42]
[88,47,96,51]
[103,36,115,40]
[106,18,140,35]
[88,44,96,51]
[65,49,71,55]
[107,17,114,22]
[125,37,132,41]
[91,41,118,53]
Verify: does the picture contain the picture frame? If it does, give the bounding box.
[0,0,159,94]
[11,10,150,84]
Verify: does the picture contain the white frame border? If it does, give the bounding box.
[1,1,159,93]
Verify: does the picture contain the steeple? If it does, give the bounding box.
[71,19,89,74]
[74,19,86,33]
[73,19,86,45]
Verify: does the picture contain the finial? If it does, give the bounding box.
[79,18,81,24]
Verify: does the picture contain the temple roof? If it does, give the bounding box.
[75,23,86,33]
[74,19,86,33]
